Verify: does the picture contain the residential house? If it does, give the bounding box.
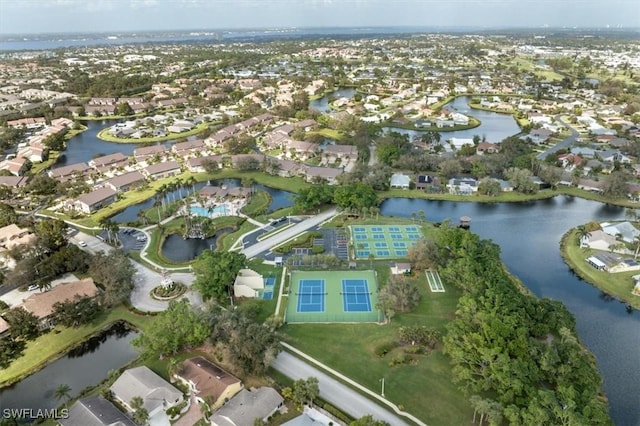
[210,387,284,426]
[142,161,182,180]
[6,117,46,129]
[74,187,117,214]
[17,278,99,329]
[186,155,224,173]
[323,144,357,162]
[390,173,411,189]
[415,175,437,190]
[0,157,28,176]
[175,357,243,409]
[285,140,318,160]
[602,221,640,243]
[48,162,91,182]
[528,129,553,145]
[447,177,478,195]
[598,150,632,164]
[448,138,474,150]
[110,366,183,421]
[171,139,206,158]
[270,158,301,178]
[0,224,35,249]
[0,175,28,191]
[167,120,195,134]
[233,269,264,298]
[586,252,640,273]
[103,171,146,192]
[133,145,167,163]
[581,230,618,252]
[476,142,500,155]
[557,153,584,171]
[59,395,137,426]
[303,166,343,184]
[88,153,128,172]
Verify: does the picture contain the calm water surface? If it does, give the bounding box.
[381,196,639,426]
[0,322,139,414]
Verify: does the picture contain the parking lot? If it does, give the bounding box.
[113,228,148,252]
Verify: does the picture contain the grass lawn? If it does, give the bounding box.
[192,170,310,194]
[218,219,257,252]
[309,128,347,142]
[241,189,271,216]
[378,188,558,203]
[282,269,473,426]
[562,229,640,310]
[0,305,153,386]
[97,121,216,143]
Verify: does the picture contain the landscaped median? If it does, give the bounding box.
[0,305,152,387]
[561,228,640,310]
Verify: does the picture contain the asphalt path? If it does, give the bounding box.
[241,207,338,258]
[72,231,200,312]
[272,352,409,426]
[536,115,580,160]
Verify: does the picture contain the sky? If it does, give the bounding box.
[0,0,638,34]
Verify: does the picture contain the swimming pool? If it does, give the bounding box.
[191,204,229,217]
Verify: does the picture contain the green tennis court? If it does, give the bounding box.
[426,269,445,292]
[286,270,381,323]
[349,224,423,259]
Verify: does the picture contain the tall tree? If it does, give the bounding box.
[88,250,135,307]
[53,383,72,407]
[377,275,421,314]
[133,299,209,358]
[3,307,39,340]
[192,251,246,302]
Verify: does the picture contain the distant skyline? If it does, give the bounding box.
[0,0,638,35]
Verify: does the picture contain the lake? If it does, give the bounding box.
[0,322,139,415]
[161,227,234,262]
[380,196,639,426]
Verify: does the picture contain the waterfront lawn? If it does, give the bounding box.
[0,305,151,386]
[97,121,216,143]
[309,128,347,142]
[378,188,558,203]
[282,272,473,426]
[241,189,271,216]
[563,229,640,310]
[218,219,257,252]
[191,170,310,194]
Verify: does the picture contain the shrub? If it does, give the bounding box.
[312,245,325,254]
[322,403,351,424]
[389,354,413,367]
[374,341,397,358]
[403,345,425,355]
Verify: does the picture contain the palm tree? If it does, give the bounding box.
[130,396,148,425]
[54,383,72,407]
[417,210,426,222]
[167,357,180,381]
[633,235,640,259]
[575,225,591,246]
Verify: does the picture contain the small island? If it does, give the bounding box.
[561,219,640,310]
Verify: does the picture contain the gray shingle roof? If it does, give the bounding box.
[110,366,183,414]
[60,396,136,426]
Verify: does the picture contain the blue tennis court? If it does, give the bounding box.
[263,291,273,300]
[394,249,408,256]
[405,226,418,232]
[342,279,372,312]
[373,234,385,239]
[355,234,367,240]
[408,234,421,239]
[353,226,366,232]
[297,279,325,312]
[356,250,370,257]
[349,224,425,260]
[265,277,275,287]
[393,242,406,248]
[374,242,388,248]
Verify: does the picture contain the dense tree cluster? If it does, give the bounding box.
[434,226,611,425]
[88,250,135,307]
[282,377,320,411]
[208,308,280,375]
[133,299,209,358]
[52,295,101,327]
[193,251,246,302]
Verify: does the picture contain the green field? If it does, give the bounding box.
[286,270,380,323]
[283,268,472,426]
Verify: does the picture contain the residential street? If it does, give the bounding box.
[272,351,411,426]
[240,207,338,258]
[536,115,580,160]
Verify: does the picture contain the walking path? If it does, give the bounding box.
[273,343,426,426]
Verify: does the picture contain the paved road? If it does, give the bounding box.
[272,352,409,426]
[73,231,200,312]
[536,115,580,160]
[241,207,338,258]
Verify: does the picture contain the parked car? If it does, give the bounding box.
[78,241,87,247]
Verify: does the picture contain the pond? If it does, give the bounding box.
[309,87,357,113]
[110,178,294,224]
[160,227,234,262]
[0,321,139,415]
[383,96,522,143]
[380,196,639,426]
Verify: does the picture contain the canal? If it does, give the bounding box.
[0,322,139,414]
